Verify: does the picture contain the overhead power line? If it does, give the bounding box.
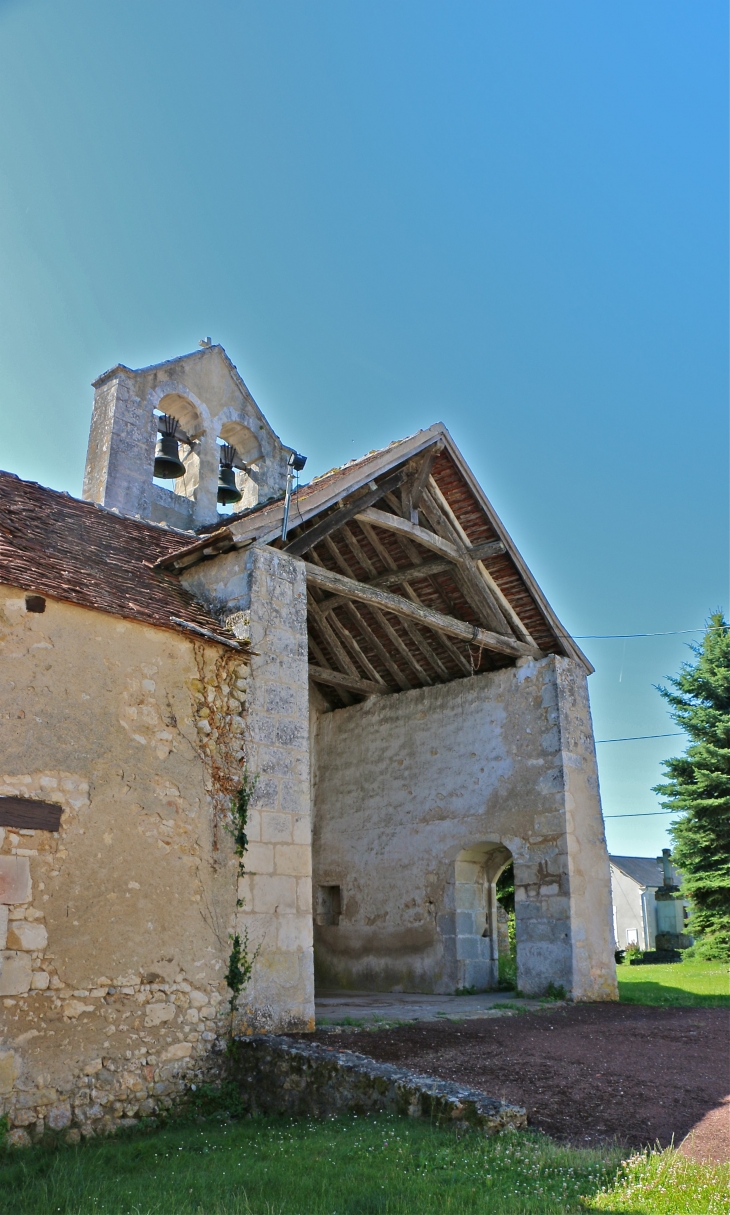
[595,732,684,744]
[571,626,727,640]
[604,811,674,819]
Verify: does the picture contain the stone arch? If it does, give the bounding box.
[218,420,263,466]
[148,383,211,503]
[451,841,513,991]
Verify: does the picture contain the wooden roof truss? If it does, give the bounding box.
[272,442,545,709]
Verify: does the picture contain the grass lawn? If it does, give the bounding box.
[617,958,730,1006]
[1,1113,728,1215]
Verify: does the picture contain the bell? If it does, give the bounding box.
[217,444,243,505]
[154,415,186,480]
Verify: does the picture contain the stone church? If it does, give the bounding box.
[0,344,616,1141]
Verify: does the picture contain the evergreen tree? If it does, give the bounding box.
[653,612,730,959]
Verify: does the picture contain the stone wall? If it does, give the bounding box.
[229,1035,526,1133]
[0,586,248,1144]
[182,544,315,1032]
[311,655,617,1001]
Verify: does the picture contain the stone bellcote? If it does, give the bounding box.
[82,345,293,530]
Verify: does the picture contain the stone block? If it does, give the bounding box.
[0,950,32,995]
[250,777,279,811]
[265,684,296,715]
[281,781,308,815]
[454,861,481,884]
[260,813,293,844]
[275,719,308,749]
[8,1128,31,1148]
[274,844,311,877]
[0,1050,20,1094]
[292,814,311,845]
[252,874,296,915]
[144,1003,176,1027]
[246,843,274,875]
[297,878,313,914]
[257,746,296,779]
[160,1042,192,1062]
[7,920,48,951]
[46,1102,72,1131]
[0,856,31,904]
[30,970,50,990]
[455,910,477,936]
[455,935,481,960]
[245,809,261,842]
[277,915,313,952]
[258,949,301,988]
[246,715,277,745]
[0,905,7,949]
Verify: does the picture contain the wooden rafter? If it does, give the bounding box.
[309,666,389,697]
[355,507,460,560]
[283,470,404,558]
[318,558,453,615]
[350,514,472,675]
[304,562,537,658]
[329,524,451,684]
[416,490,514,636]
[343,602,413,691]
[425,476,540,649]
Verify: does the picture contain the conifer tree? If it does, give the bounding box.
[653,612,730,959]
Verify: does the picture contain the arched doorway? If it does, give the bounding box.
[452,842,513,992]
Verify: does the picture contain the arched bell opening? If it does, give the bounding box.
[451,842,514,993]
[152,394,204,502]
[216,421,264,514]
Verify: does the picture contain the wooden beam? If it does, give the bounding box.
[355,507,460,560]
[283,470,404,558]
[306,637,354,706]
[327,611,388,686]
[343,602,413,690]
[418,489,513,636]
[318,558,453,614]
[467,539,506,562]
[303,562,534,658]
[409,441,444,509]
[354,515,471,668]
[426,477,540,648]
[308,666,389,696]
[307,593,361,679]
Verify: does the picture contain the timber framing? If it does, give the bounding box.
[304,562,536,659]
[162,426,591,707]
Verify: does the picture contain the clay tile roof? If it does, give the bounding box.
[0,472,245,651]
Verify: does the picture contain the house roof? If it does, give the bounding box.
[0,472,245,651]
[610,856,681,889]
[165,425,591,707]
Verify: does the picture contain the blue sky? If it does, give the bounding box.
[0,1,726,855]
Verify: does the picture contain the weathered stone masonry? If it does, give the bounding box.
[182,543,315,1033]
[0,588,255,1145]
[311,654,616,1001]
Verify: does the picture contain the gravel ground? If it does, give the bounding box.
[304,1003,729,1152]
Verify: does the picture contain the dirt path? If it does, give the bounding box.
[305,1003,729,1151]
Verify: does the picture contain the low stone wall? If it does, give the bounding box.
[229,1035,526,1133]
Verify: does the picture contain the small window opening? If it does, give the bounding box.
[25,595,45,613]
[316,885,341,927]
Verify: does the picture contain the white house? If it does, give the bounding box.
[610,854,690,951]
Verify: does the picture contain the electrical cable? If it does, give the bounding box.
[595,732,684,744]
[604,811,674,819]
[570,626,728,640]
